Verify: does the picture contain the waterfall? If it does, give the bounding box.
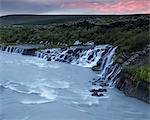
[35,45,121,87]
[0,45,121,88]
[0,46,25,54]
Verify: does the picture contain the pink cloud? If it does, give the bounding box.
[61,0,150,14]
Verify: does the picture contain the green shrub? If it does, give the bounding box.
[0,15,149,55]
[124,66,150,82]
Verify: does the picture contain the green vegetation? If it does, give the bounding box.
[91,66,100,71]
[0,15,90,25]
[124,66,150,82]
[0,41,17,46]
[0,15,149,94]
[0,14,149,56]
[1,14,148,25]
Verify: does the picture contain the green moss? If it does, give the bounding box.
[0,42,17,46]
[124,66,150,82]
[91,66,100,71]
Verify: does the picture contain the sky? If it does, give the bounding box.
[0,0,150,15]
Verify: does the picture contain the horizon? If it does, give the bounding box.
[1,13,149,17]
[1,0,150,16]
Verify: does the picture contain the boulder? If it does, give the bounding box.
[90,88,107,93]
[91,91,104,97]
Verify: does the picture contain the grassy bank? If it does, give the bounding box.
[124,66,150,83]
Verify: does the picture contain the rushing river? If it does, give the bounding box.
[0,51,149,120]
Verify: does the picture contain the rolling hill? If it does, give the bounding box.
[0,14,149,25]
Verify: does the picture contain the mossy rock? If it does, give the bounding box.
[91,66,100,71]
[123,66,150,83]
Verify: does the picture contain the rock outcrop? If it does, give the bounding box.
[116,45,150,103]
[116,72,150,103]
[0,44,41,55]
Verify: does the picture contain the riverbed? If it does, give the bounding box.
[0,51,149,120]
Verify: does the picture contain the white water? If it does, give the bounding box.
[35,45,112,67]
[1,45,121,88]
[0,51,149,120]
[35,45,121,87]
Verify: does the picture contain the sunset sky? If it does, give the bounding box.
[0,0,150,15]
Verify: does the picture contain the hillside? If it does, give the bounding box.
[0,14,149,25]
[0,15,89,25]
[0,14,149,54]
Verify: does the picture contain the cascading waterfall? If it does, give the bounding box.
[34,45,121,88]
[0,44,121,95]
[0,46,25,54]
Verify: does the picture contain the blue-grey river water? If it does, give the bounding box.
[0,51,149,120]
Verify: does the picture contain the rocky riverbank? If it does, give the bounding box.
[0,44,149,103]
[117,72,150,103]
[115,45,150,103]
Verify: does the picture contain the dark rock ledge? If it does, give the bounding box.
[115,45,150,103]
[116,72,150,103]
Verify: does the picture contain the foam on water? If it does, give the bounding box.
[3,81,33,94]
[20,100,51,104]
[44,81,70,89]
[34,45,121,87]
[1,81,58,104]
[0,51,101,106]
[0,47,131,110]
[0,50,149,120]
[39,87,57,101]
[24,59,60,69]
